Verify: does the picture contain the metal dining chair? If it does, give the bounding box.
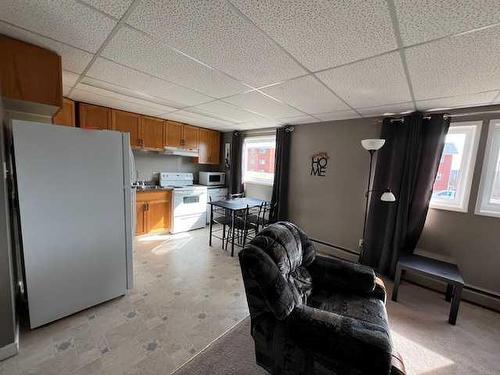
[209,196,233,249]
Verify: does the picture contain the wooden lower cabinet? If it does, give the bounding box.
[136,191,172,235]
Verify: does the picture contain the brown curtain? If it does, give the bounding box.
[270,126,292,222]
[229,131,243,195]
[361,113,450,276]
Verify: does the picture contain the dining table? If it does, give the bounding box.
[208,197,269,256]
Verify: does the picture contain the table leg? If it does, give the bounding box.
[445,284,454,302]
[391,264,403,302]
[449,284,463,325]
[209,204,213,247]
[222,224,226,249]
[231,211,236,257]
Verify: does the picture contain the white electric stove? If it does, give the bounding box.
[159,173,207,233]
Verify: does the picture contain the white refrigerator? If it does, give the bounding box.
[11,120,134,328]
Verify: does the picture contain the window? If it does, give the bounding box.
[242,135,276,185]
[430,121,482,212]
[476,120,500,217]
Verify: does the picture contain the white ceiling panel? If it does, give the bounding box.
[314,110,361,122]
[62,71,80,88]
[101,26,248,98]
[406,26,500,100]
[190,101,269,124]
[161,110,236,130]
[278,114,318,125]
[357,102,415,117]
[126,0,306,87]
[0,21,93,73]
[416,92,498,111]
[80,0,133,19]
[63,85,73,96]
[71,83,177,116]
[223,91,303,119]
[316,52,412,108]
[230,0,397,72]
[0,0,116,53]
[262,75,350,114]
[394,0,500,46]
[86,58,213,107]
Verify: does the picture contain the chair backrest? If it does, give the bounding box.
[239,222,316,320]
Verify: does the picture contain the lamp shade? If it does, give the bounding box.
[361,139,385,151]
[380,189,396,202]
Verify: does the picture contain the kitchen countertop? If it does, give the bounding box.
[134,186,173,192]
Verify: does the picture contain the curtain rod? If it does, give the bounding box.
[379,107,500,123]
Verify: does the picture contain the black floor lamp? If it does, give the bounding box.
[360,139,396,263]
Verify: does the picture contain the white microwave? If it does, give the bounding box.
[199,172,225,186]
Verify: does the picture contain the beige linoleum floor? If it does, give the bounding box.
[0,228,249,375]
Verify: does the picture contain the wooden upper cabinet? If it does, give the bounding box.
[198,128,210,164]
[182,125,199,150]
[197,128,220,165]
[141,117,165,150]
[0,35,62,115]
[165,121,183,148]
[209,130,221,164]
[111,109,141,148]
[79,103,111,130]
[52,98,75,127]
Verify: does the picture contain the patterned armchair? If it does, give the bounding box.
[239,222,405,375]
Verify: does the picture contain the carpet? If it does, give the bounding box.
[172,317,267,375]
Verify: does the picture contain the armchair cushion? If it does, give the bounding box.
[309,255,376,294]
[283,305,392,375]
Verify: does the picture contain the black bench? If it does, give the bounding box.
[391,254,464,325]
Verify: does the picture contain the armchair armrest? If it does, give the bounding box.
[308,256,376,294]
[284,305,392,375]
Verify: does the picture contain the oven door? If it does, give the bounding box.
[173,190,207,216]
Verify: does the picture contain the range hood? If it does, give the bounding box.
[162,146,199,157]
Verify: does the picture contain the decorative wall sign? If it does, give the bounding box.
[310,152,329,177]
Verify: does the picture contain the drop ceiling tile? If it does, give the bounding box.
[86,58,213,107]
[0,21,93,73]
[234,122,278,131]
[63,85,73,96]
[278,114,317,125]
[72,83,177,116]
[190,101,269,123]
[357,102,415,117]
[0,0,116,52]
[314,110,361,122]
[127,0,306,87]
[416,92,498,111]
[262,75,350,114]
[62,71,80,88]
[394,0,500,46]
[230,0,397,71]
[223,91,303,119]
[316,52,412,108]
[80,0,133,19]
[406,26,500,100]
[161,110,236,129]
[101,26,248,98]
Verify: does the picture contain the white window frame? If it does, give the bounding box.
[430,121,482,213]
[475,119,500,218]
[241,135,276,186]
